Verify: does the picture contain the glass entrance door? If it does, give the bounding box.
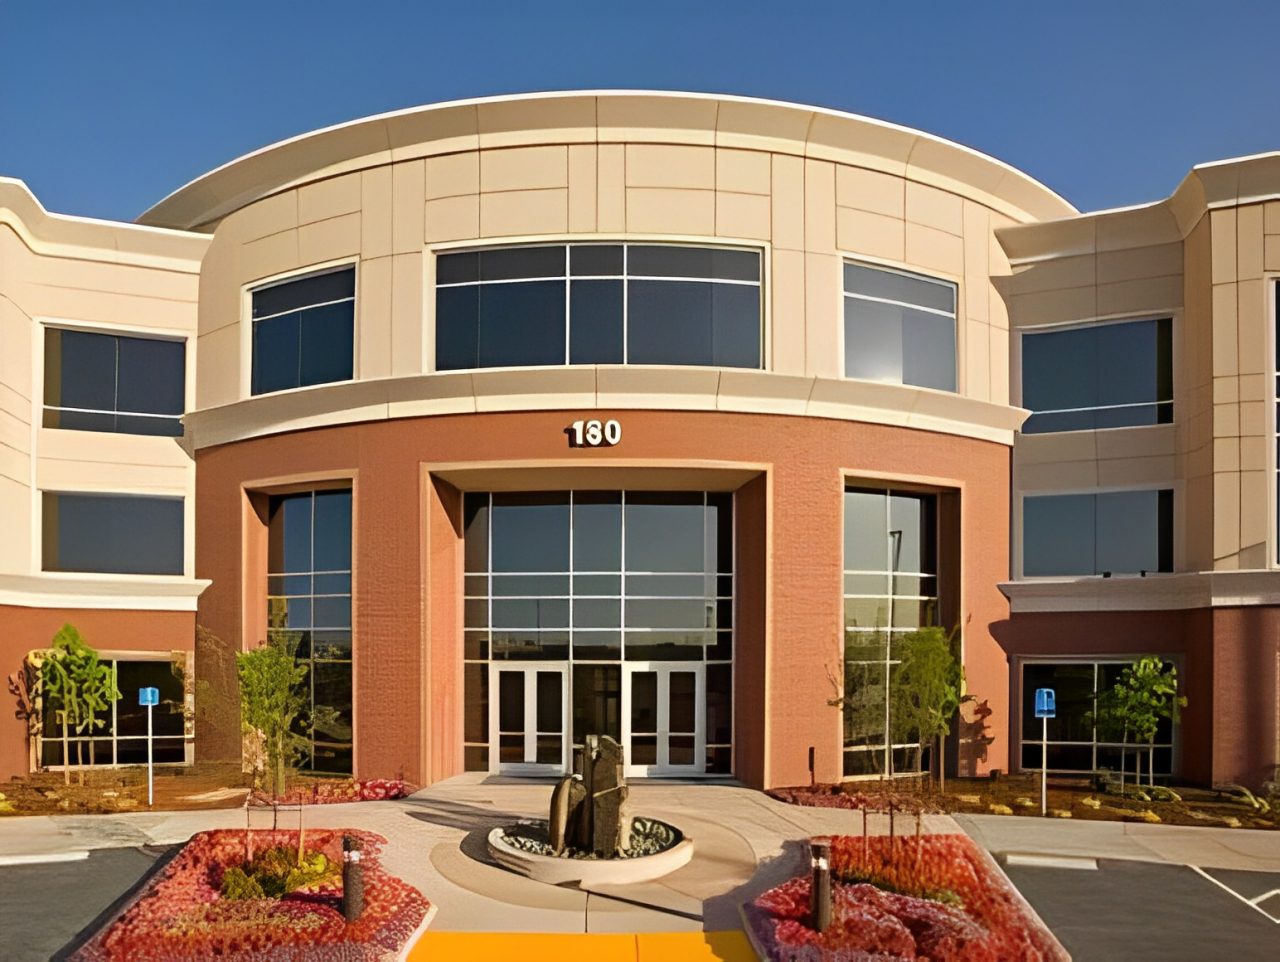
[490,664,568,775]
[623,663,705,777]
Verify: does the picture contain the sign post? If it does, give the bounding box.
[138,687,159,807]
[1034,688,1056,816]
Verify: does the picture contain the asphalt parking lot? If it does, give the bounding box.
[0,847,173,962]
[1004,858,1280,960]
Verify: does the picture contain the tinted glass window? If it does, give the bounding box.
[1021,318,1172,433]
[435,244,760,371]
[844,264,956,392]
[267,488,353,775]
[1023,489,1173,576]
[43,329,185,436]
[251,268,355,395]
[43,493,184,575]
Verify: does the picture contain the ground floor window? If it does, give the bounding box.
[41,655,191,768]
[842,487,941,777]
[1019,660,1176,776]
[267,488,353,775]
[462,490,733,776]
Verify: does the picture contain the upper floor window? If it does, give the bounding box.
[435,244,761,371]
[43,328,184,437]
[843,263,957,393]
[42,492,184,576]
[1022,488,1173,577]
[1021,318,1172,433]
[251,267,355,396]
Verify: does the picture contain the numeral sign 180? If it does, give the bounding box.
[568,418,622,447]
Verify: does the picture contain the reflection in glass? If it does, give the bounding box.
[1023,489,1172,576]
[43,493,184,576]
[251,268,355,395]
[844,263,956,392]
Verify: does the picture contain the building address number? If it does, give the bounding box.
[567,418,622,447]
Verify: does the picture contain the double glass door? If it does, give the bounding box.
[489,662,704,777]
[490,664,568,775]
[623,663,705,778]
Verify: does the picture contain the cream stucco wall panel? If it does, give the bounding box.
[596,144,626,233]
[716,149,771,196]
[196,325,241,410]
[298,173,362,227]
[836,208,905,263]
[625,145,714,190]
[835,165,904,219]
[803,253,841,379]
[802,159,836,253]
[595,95,718,147]
[423,194,480,243]
[904,223,964,277]
[770,248,806,376]
[425,152,480,200]
[240,228,301,284]
[1236,281,1266,376]
[480,188,568,237]
[359,166,394,259]
[567,145,597,232]
[769,154,805,252]
[1212,283,1239,377]
[390,252,424,377]
[624,188,713,235]
[390,161,426,255]
[963,202,991,327]
[712,99,812,154]
[715,191,771,241]
[298,212,361,265]
[477,97,596,149]
[358,255,393,380]
[0,477,31,572]
[480,146,568,193]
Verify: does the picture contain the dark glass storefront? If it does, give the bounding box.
[462,491,733,776]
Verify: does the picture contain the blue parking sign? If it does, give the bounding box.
[138,687,160,706]
[1034,687,1055,719]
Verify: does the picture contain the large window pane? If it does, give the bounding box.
[44,328,185,437]
[1024,490,1173,577]
[844,263,956,392]
[251,268,355,395]
[43,493,184,575]
[624,494,704,572]
[434,243,761,371]
[492,494,569,571]
[478,281,565,368]
[1022,318,1173,434]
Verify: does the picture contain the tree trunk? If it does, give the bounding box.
[61,720,70,786]
[1149,742,1155,788]
[75,732,84,786]
[1119,726,1127,795]
[937,733,945,794]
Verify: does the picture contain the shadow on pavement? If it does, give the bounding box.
[51,845,180,962]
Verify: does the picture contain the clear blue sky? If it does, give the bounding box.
[5,1,1279,223]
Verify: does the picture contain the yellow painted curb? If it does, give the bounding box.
[408,930,757,961]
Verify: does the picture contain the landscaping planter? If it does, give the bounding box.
[71,829,432,962]
[742,833,1068,962]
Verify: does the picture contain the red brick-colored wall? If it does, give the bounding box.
[998,605,1280,788]
[0,606,194,780]
[194,409,1011,789]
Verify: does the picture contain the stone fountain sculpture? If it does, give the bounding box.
[548,734,631,857]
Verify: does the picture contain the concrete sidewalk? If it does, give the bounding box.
[955,812,1280,871]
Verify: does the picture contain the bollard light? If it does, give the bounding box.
[809,838,832,933]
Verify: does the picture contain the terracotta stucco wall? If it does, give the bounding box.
[194,409,1010,789]
[0,605,195,779]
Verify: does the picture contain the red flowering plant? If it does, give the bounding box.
[72,829,432,962]
[744,833,1067,962]
[250,778,414,806]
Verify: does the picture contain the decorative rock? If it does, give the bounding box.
[548,775,586,856]
[954,794,981,804]
[589,735,629,857]
[101,790,118,798]
[1124,809,1161,824]
[1186,809,1241,829]
[0,799,16,815]
[1148,786,1181,803]
[1080,796,1102,809]
[1013,796,1036,808]
[1048,809,1072,818]
[989,803,1013,815]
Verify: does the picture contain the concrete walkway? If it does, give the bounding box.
[954,812,1280,871]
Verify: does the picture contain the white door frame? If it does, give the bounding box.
[488,662,570,776]
[622,662,706,778]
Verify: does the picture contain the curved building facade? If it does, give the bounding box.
[2,92,1276,790]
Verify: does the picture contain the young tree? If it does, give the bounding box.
[40,625,121,785]
[1089,657,1185,793]
[236,626,310,799]
[888,627,963,790]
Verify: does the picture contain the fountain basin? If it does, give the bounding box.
[487,817,694,885]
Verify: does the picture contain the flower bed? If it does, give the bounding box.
[743,833,1067,962]
[72,829,432,962]
[769,784,945,814]
[250,778,414,806]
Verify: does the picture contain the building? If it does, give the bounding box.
[0,91,1276,791]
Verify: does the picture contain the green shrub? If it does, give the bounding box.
[220,866,265,900]
[220,846,341,900]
